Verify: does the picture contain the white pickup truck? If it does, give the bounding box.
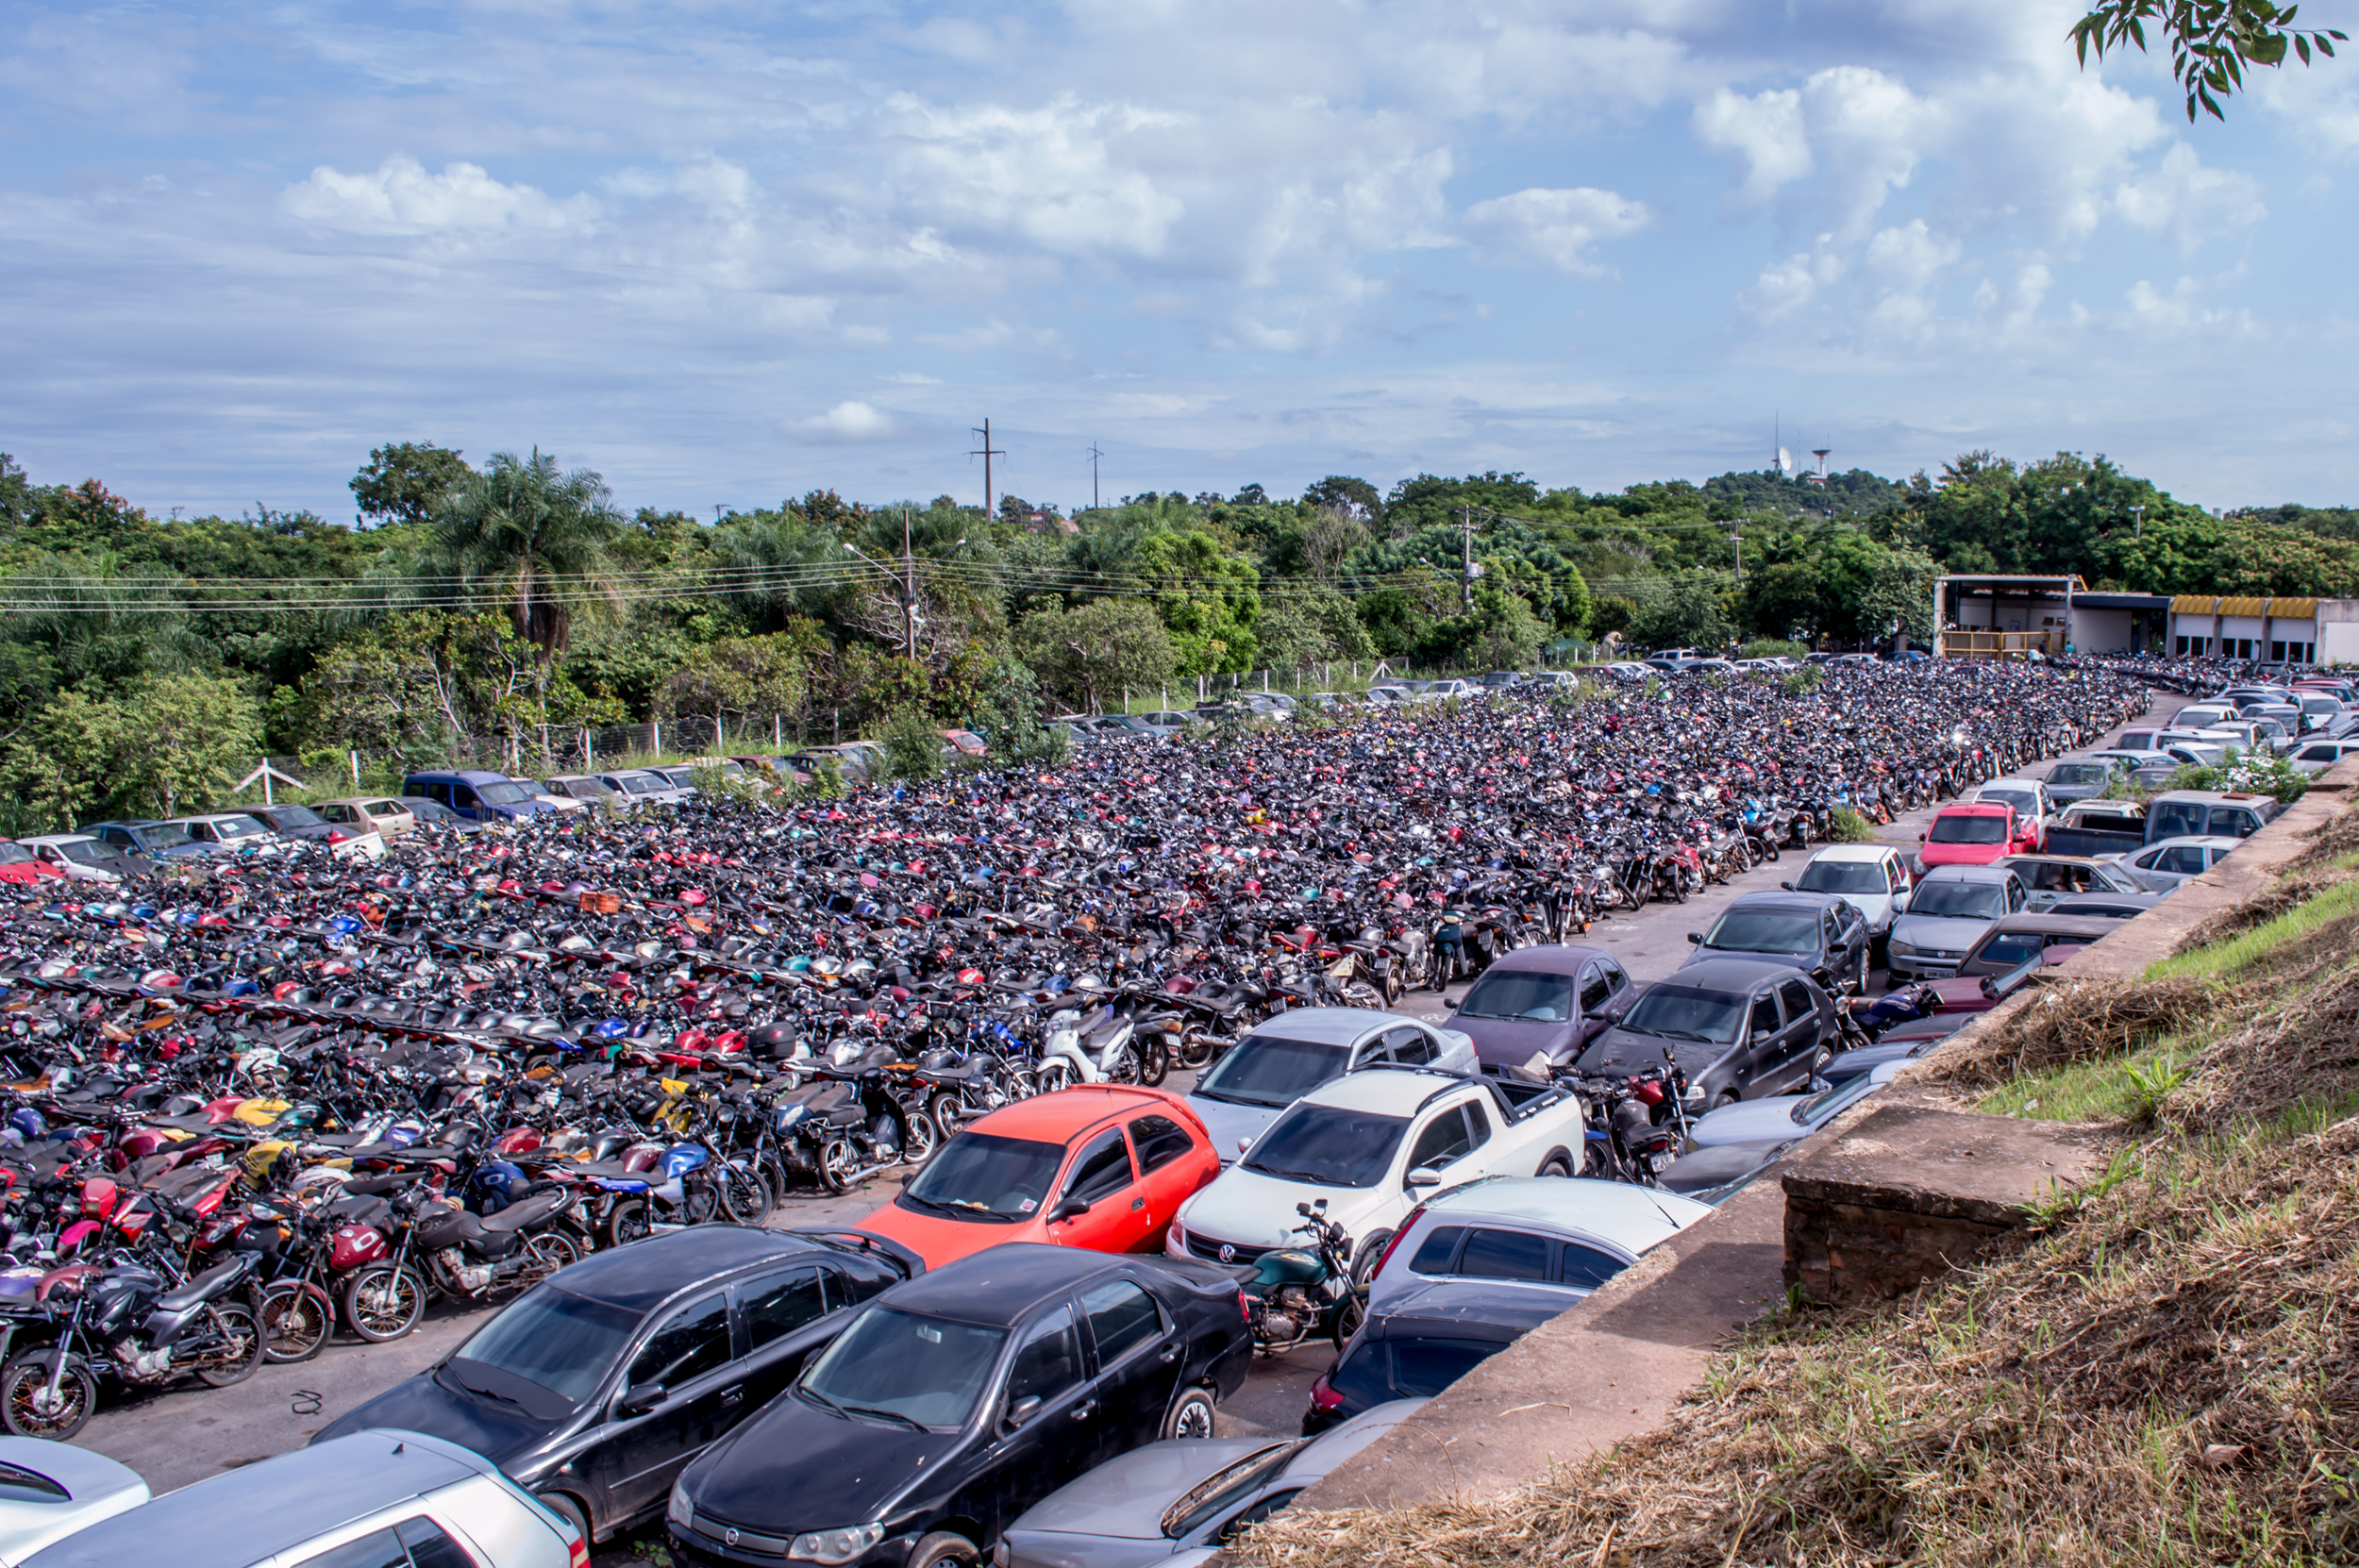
[1164,1063,1590,1282]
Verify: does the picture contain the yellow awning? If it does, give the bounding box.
[2170,594,2218,613]
[2267,598,2319,619]
[2218,596,2268,616]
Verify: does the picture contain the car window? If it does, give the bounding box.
[1749,995,1781,1036]
[1064,1128,1135,1205]
[627,1293,731,1391]
[2217,809,2260,837]
[1598,959,1629,995]
[1005,1307,1082,1407]
[1388,1339,1497,1397]
[395,1519,478,1568]
[1128,1114,1196,1176]
[739,1267,828,1350]
[1463,1098,1491,1148]
[1559,1245,1628,1290]
[1457,1227,1550,1281]
[1380,1026,1435,1066]
[1079,1278,1163,1364]
[1777,979,1815,1022]
[294,1519,478,1568]
[1408,1225,1464,1275]
[1577,964,1612,1014]
[1404,1106,1475,1173]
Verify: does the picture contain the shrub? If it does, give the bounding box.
[877,709,944,781]
[1827,807,1876,842]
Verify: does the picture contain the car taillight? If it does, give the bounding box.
[1371,1206,1424,1281]
[326,830,348,843]
[1309,1375,1344,1411]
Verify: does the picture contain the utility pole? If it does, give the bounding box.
[1459,507,1481,612]
[1730,522,1744,591]
[900,506,918,659]
[2130,504,2146,541]
[970,420,1006,521]
[1088,441,1103,511]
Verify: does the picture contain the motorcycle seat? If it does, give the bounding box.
[918,1062,983,1083]
[324,1193,392,1226]
[477,1189,567,1234]
[142,1113,222,1136]
[156,1257,245,1314]
[302,1130,377,1150]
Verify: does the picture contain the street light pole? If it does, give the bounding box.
[2130,504,2146,541]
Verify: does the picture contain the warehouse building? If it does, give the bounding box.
[1932,575,2171,658]
[2166,595,2359,665]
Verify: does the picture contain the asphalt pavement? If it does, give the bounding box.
[64,683,2183,1560]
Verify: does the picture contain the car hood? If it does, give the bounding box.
[854,1196,1041,1271]
[1178,1167,1389,1251]
[686,1396,951,1534]
[313,1368,557,1468]
[1575,1027,1736,1085]
[1685,1096,1811,1148]
[1679,947,1810,974]
[1184,1095,1283,1163]
[1447,1015,1584,1071]
[1014,1439,1273,1540]
[1889,914,1995,951]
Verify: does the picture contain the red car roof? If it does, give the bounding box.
[966,1083,1201,1141]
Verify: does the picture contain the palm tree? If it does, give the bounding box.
[416,449,624,702]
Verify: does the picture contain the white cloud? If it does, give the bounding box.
[282,156,595,237]
[1464,186,1649,274]
[790,401,902,443]
[1741,250,1844,321]
[882,95,1187,258]
[1694,88,1810,202]
[2112,142,2267,252]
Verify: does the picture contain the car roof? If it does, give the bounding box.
[552,1226,819,1312]
[24,1429,491,1568]
[1304,1068,1474,1113]
[2144,835,2245,851]
[1916,863,2017,883]
[882,1242,1129,1327]
[1983,913,2127,935]
[963,1083,1187,1140]
[1480,942,1614,976]
[1232,1008,1396,1045]
[1651,957,1802,990]
[1721,891,1837,914]
[1419,1175,1713,1243]
[1938,801,2013,813]
[406,770,510,784]
[1808,842,1898,862]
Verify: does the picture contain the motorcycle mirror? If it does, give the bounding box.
[1778,880,1794,892]
[1296,1201,1313,1216]
[1051,1196,1090,1222]
[618,1383,667,1417]
[1404,1166,1443,1190]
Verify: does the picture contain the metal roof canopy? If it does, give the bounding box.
[1937,575,2086,595]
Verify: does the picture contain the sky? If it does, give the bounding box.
[4,0,2357,522]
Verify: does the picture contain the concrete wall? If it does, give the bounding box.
[2069,607,2133,652]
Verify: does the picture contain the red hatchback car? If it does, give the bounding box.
[0,842,62,886]
[856,1085,1222,1271]
[1916,802,2036,875]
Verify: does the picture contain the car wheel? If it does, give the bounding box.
[1536,1153,1574,1178]
[1714,1089,1741,1109]
[537,1491,594,1547]
[904,1532,981,1568]
[1163,1385,1218,1440]
[1350,1230,1393,1290]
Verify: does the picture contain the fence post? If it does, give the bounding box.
[774,713,782,749]
[652,719,661,759]
[715,713,724,755]
[587,731,594,771]
[350,750,360,791]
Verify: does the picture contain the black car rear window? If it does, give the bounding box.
[1327,1339,1394,1410]
[1389,1338,1500,1396]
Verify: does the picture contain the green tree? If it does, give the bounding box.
[351,442,472,527]
[0,673,261,830]
[1626,577,1734,651]
[655,635,811,736]
[2072,1,2344,121]
[1016,599,1177,711]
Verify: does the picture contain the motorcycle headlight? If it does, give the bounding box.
[790,1524,885,1564]
[668,1479,693,1529]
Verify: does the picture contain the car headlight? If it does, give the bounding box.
[669,1480,692,1529]
[1887,939,1916,959]
[791,1524,886,1564]
[1165,1217,1186,1253]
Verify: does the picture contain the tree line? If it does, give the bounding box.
[0,442,2344,828]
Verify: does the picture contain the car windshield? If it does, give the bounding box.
[1195,1033,1349,1108]
[400,799,448,820]
[1617,985,1744,1044]
[1700,911,1819,956]
[800,1307,1005,1428]
[1163,1442,1303,1539]
[450,1285,639,1407]
[898,1132,1065,1222]
[1909,881,2005,918]
[55,841,107,864]
[137,822,194,848]
[475,781,537,805]
[209,818,266,839]
[1453,969,1577,1022]
[1795,861,1887,894]
[1929,814,2008,845]
[0,844,29,865]
[1793,1077,1865,1126]
[2050,764,2104,785]
[265,806,326,828]
[622,776,661,794]
[1241,1104,1408,1188]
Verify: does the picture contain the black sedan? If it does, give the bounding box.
[1570,957,1835,1112]
[315,1226,920,1544]
[1681,891,1872,995]
[667,1243,1254,1568]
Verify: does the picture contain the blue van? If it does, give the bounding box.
[399,770,560,824]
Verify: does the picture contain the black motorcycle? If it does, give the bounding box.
[1,1248,264,1439]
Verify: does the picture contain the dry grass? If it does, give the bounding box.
[1241,1114,2359,1568]
[1924,976,2232,1093]
[2286,798,2359,873]
[2174,865,2354,952]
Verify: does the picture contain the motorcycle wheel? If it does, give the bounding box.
[343,1263,427,1343]
[1762,837,1781,863]
[719,1162,776,1226]
[1035,1060,1079,1095]
[1135,1034,1171,1088]
[1176,1029,1217,1070]
[1,1353,94,1440]
[505,1231,577,1298]
[1330,1293,1365,1352]
[193,1301,265,1388]
[259,1280,334,1364]
[900,1107,942,1166]
[606,1197,654,1248]
[816,1138,858,1193]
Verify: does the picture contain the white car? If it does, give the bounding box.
[1601,661,1652,678]
[1167,1065,1592,1282]
[595,769,694,809]
[16,835,125,884]
[0,1436,149,1565]
[1185,1008,1479,1163]
[169,812,284,858]
[1971,779,2056,836]
[2120,835,2244,892]
[1361,1176,1714,1320]
[1782,843,1913,942]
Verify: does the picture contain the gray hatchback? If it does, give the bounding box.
[1570,957,1836,1112]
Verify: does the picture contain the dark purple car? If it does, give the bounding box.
[1443,944,1634,1073]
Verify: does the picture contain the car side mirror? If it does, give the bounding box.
[1006,1394,1043,1428]
[1778,880,1794,891]
[618,1383,666,1417]
[1404,1166,1443,1190]
[1051,1196,1091,1222]
[1686,931,1702,943]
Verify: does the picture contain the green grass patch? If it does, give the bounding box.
[2146,874,2359,982]
[1979,1035,2196,1124]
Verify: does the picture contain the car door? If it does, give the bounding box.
[1048,1126,1143,1252]
[1399,1100,1478,1185]
[596,1292,738,1526]
[1576,963,1613,1042]
[728,1264,834,1414]
[981,1306,1096,1539]
[1125,1113,1205,1245]
[1740,991,1784,1093]
[1777,978,1823,1084]
[1078,1275,1181,1459]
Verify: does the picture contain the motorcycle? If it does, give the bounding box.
[0,1245,263,1438]
[1235,1199,1362,1354]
